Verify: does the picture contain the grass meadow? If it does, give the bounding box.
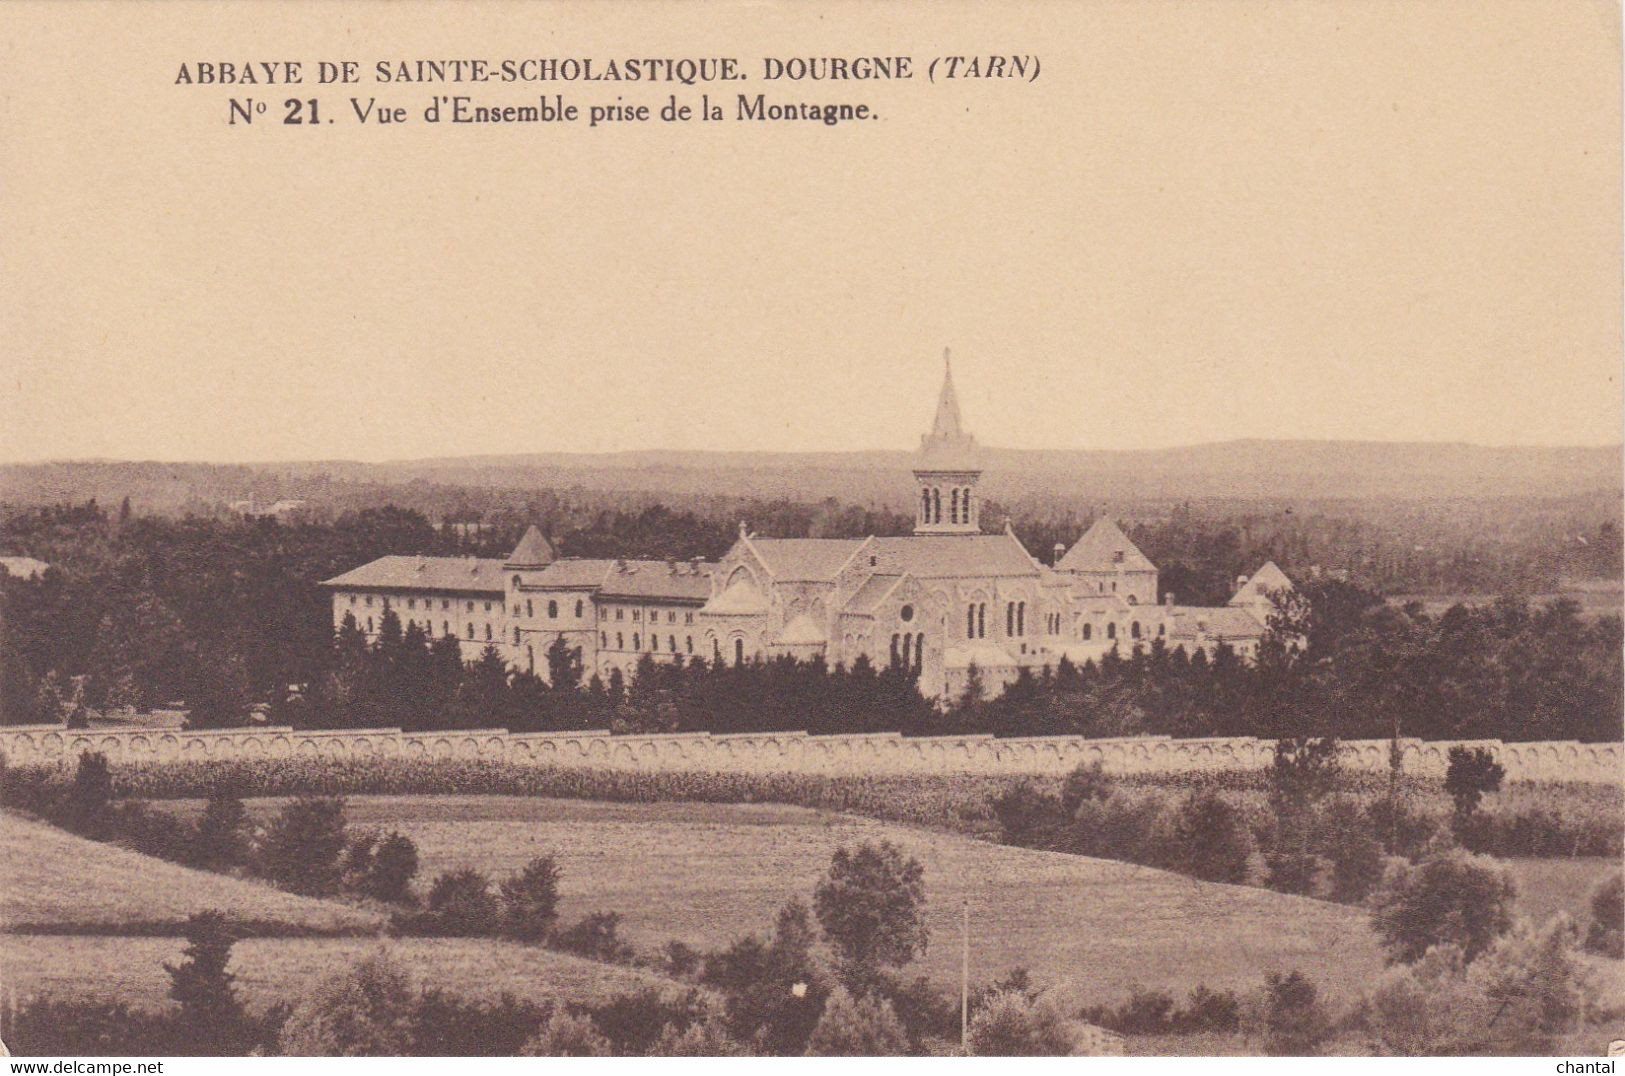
[158,794,1390,1008]
[0,810,381,935]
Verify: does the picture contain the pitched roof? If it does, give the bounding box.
[1166,605,1269,640]
[322,555,507,594]
[842,574,904,615]
[1229,561,1294,606]
[867,533,1040,579]
[596,560,714,602]
[529,559,616,589]
[747,538,867,582]
[703,574,769,616]
[506,525,555,568]
[776,614,827,646]
[1056,518,1157,574]
[0,556,50,580]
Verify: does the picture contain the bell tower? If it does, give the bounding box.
[913,349,982,536]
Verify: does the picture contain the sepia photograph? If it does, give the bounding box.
[0,0,1621,1063]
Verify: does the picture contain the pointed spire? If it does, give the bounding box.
[918,348,977,462]
[931,348,965,440]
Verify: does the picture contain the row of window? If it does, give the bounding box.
[348,594,491,613]
[600,631,697,655]
[965,600,1029,639]
[890,632,926,672]
[599,606,695,625]
[517,598,586,620]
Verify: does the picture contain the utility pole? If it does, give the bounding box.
[960,898,970,1052]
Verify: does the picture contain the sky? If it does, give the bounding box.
[2,0,1620,463]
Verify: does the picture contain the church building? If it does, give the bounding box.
[322,354,1294,702]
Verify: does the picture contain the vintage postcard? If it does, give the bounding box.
[0,0,1621,1063]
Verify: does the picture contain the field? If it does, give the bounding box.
[0,935,694,1012]
[1501,857,1619,928]
[0,810,380,934]
[161,795,1391,1008]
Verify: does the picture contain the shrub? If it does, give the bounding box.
[1060,761,1113,816]
[1370,849,1516,964]
[1068,790,1171,864]
[162,910,243,1054]
[1584,870,1623,958]
[700,900,829,1055]
[1104,986,1175,1034]
[62,751,114,838]
[1177,984,1241,1033]
[588,987,708,1056]
[804,987,910,1056]
[364,832,419,904]
[195,793,249,868]
[813,841,928,989]
[406,989,548,1057]
[1167,791,1253,884]
[1252,970,1332,1056]
[1445,746,1505,821]
[651,1013,749,1056]
[278,951,416,1056]
[1367,918,1596,1055]
[4,999,184,1056]
[553,911,635,963]
[965,989,1074,1056]
[113,801,198,864]
[422,869,500,937]
[991,782,1064,846]
[256,797,348,896]
[662,940,702,979]
[500,855,562,942]
[1315,797,1385,903]
[519,1010,611,1056]
[876,972,959,1050]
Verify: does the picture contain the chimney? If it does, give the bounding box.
[1053,542,1065,566]
[1236,573,1248,590]
[1164,592,1175,608]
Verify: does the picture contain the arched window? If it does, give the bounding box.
[902,634,913,667]
[1131,621,1141,639]
[600,632,607,647]
[949,488,960,524]
[978,603,986,639]
[921,487,931,521]
[931,486,942,523]
[442,621,449,636]
[633,633,640,650]
[366,616,374,633]
[1006,602,1014,637]
[485,624,493,641]
[548,600,558,618]
[915,633,925,670]
[669,635,677,653]
[686,636,693,653]
[1018,602,1026,636]
[616,632,624,649]
[1106,623,1117,640]
[575,600,584,617]
[734,638,745,666]
[527,646,534,671]
[514,627,521,644]
[526,599,533,618]
[467,623,474,639]
[1127,594,1138,605]
[1083,623,1092,640]
[967,604,976,638]
[1158,623,1166,637]
[961,489,972,522]
[891,633,900,666]
[512,574,521,588]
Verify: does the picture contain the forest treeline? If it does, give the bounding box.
[1,500,1617,741]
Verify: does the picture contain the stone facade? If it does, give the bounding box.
[321,356,1293,702]
[1,722,1617,784]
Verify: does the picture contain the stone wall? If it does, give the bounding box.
[0,725,1618,784]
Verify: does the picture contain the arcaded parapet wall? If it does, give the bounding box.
[0,724,1618,784]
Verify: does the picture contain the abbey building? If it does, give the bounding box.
[322,355,1293,702]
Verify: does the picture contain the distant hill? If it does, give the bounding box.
[1,440,1619,513]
